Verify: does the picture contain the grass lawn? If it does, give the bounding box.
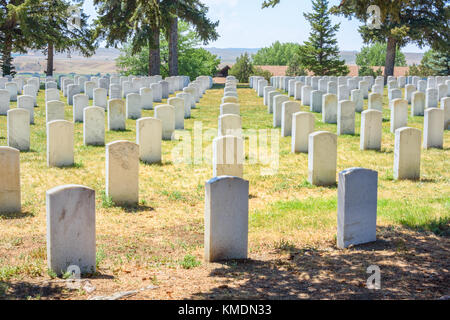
[0,82,449,300]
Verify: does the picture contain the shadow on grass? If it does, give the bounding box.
[0,211,35,220]
[117,204,155,213]
[58,162,84,169]
[110,129,132,133]
[141,161,164,167]
[0,280,68,300]
[190,226,449,300]
[418,178,439,183]
[21,149,38,153]
[375,148,393,154]
[319,183,338,189]
[400,216,450,237]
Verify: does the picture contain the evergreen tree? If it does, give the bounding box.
[0,0,44,76]
[95,0,218,76]
[426,50,450,76]
[229,53,255,83]
[356,42,406,67]
[408,49,450,77]
[252,41,301,66]
[296,0,348,76]
[116,20,220,79]
[38,0,96,76]
[94,0,161,76]
[160,0,219,76]
[285,53,307,76]
[331,0,449,79]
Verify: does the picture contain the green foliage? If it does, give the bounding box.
[101,190,114,208]
[179,254,201,269]
[358,64,383,77]
[116,21,220,78]
[407,49,450,77]
[332,0,449,52]
[229,53,255,83]
[422,49,450,76]
[253,67,273,82]
[286,53,308,76]
[252,41,301,66]
[95,0,218,75]
[356,42,406,67]
[332,0,449,77]
[297,0,348,76]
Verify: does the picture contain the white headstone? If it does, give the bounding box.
[17,95,35,123]
[93,88,107,109]
[411,91,425,116]
[394,127,421,180]
[204,176,249,262]
[308,131,337,186]
[46,100,65,123]
[83,106,105,146]
[47,120,74,167]
[0,146,21,213]
[218,114,242,137]
[154,104,175,140]
[360,110,382,150]
[423,108,444,149]
[136,117,162,163]
[213,135,244,178]
[390,99,408,133]
[292,112,315,153]
[140,87,153,110]
[281,101,301,137]
[107,99,126,131]
[7,108,30,151]
[73,94,89,123]
[106,140,139,205]
[167,97,185,129]
[46,185,96,275]
[0,89,10,115]
[337,100,355,135]
[337,168,378,249]
[126,93,142,119]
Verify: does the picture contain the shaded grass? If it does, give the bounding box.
[0,82,448,295]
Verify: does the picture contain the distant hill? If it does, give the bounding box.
[12,47,424,74]
[205,48,260,64]
[205,48,424,66]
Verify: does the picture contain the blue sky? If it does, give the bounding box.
[82,0,428,52]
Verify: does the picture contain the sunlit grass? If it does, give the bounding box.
[0,82,448,284]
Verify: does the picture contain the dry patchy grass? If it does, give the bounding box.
[0,82,448,300]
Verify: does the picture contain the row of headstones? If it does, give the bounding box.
[251,74,449,109]
[0,76,214,210]
[254,75,449,145]
[246,78,446,184]
[4,76,213,164]
[251,74,450,92]
[59,74,189,95]
[0,165,380,275]
[0,76,41,114]
[0,76,385,272]
[60,75,193,105]
[214,76,245,178]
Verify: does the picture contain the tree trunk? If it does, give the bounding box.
[46,42,54,77]
[1,31,14,76]
[149,27,161,76]
[384,36,397,82]
[168,17,178,76]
